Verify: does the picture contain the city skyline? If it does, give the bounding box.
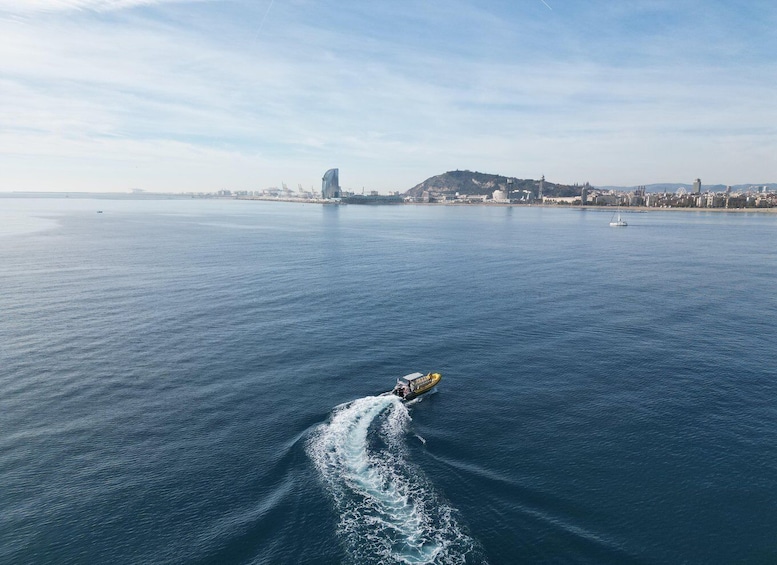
[1,1,775,193]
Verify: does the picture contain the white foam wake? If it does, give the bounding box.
[308,395,482,564]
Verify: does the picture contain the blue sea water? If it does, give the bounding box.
[1,197,776,564]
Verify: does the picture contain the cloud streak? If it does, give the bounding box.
[0,0,202,13]
[1,0,776,191]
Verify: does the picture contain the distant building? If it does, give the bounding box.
[514,190,534,202]
[705,193,724,208]
[594,193,618,206]
[693,178,702,194]
[322,168,341,199]
[492,189,508,202]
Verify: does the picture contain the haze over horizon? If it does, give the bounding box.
[1,1,775,193]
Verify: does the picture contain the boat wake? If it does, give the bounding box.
[307,395,483,564]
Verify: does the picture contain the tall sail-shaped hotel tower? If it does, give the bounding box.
[321,168,340,199]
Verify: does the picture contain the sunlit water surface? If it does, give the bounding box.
[2,197,776,564]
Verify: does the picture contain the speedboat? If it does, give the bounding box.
[389,372,442,401]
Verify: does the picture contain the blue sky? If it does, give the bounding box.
[1,0,775,193]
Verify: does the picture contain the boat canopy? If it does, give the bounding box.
[397,372,424,384]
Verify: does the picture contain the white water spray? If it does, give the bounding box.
[308,395,480,564]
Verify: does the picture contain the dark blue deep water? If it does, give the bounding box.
[2,197,776,564]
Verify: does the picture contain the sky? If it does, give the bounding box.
[1,0,775,193]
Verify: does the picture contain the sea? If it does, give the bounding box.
[1,196,776,565]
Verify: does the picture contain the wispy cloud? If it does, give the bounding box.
[0,0,202,13]
[1,0,776,191]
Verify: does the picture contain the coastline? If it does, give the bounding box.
[576,205,777,214]
[229,197,777,213]
[3,191,776,213]
[332,201,777,214]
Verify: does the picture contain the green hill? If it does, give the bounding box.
[405,170,581,198]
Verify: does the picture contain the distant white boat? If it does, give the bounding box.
[609,207,627,227]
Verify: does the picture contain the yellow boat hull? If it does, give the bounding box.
[393,372,441,400]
